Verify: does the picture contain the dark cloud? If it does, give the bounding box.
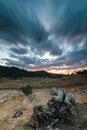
[53,0,87,37]
[2,57,38,69]
[68,49,87,59]
[6,59,27,69]
[0,0,87,73]
[50,48,87,69]
[10,46,28,55]
[35,39,62,56]
[0,0,47,44]
[6,53,49,69]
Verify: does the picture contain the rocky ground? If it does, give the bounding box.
[0,88,87,130]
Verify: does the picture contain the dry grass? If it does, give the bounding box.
[0,75,87,90]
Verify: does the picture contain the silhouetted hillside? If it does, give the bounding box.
[0,66,63,79]
[76,70,87,75]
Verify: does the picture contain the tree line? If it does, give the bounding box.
[0,65,63,79]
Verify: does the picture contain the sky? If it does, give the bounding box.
[0,0,87,74]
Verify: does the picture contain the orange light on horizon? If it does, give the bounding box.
[28,67,87,75]
[47,67,87,75]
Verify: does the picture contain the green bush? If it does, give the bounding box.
[20,85,32,96]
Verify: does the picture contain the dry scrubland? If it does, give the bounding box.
[0,75,87,130]
[0,75,87,90]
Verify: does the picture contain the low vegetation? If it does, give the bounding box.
[0,65,63,79]
[20,84,32,96]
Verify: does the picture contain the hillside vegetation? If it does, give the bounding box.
[0,66,63,79]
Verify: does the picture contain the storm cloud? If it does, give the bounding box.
[0,0,87,73]
[0,0,47,44]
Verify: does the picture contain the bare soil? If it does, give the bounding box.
[0,76,87,130]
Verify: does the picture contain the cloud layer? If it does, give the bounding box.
[0,0,87,73]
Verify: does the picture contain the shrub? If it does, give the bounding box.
[20,85,32,96]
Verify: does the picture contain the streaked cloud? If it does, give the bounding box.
[0,0,87,73]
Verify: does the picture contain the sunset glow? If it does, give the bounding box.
[47,67,87,75]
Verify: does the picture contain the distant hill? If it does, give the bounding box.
[0,66,63,79]
[76,70,87,75]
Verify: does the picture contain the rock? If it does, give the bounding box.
[50,88,58,96]
[13,110,23,118]
[29,100,74,129]
[28,90,78,130]
[47,126,54,130]
[78,115,87,129]
[47,127,60,130]
[55,128,60,130]
[47,97,55,107]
